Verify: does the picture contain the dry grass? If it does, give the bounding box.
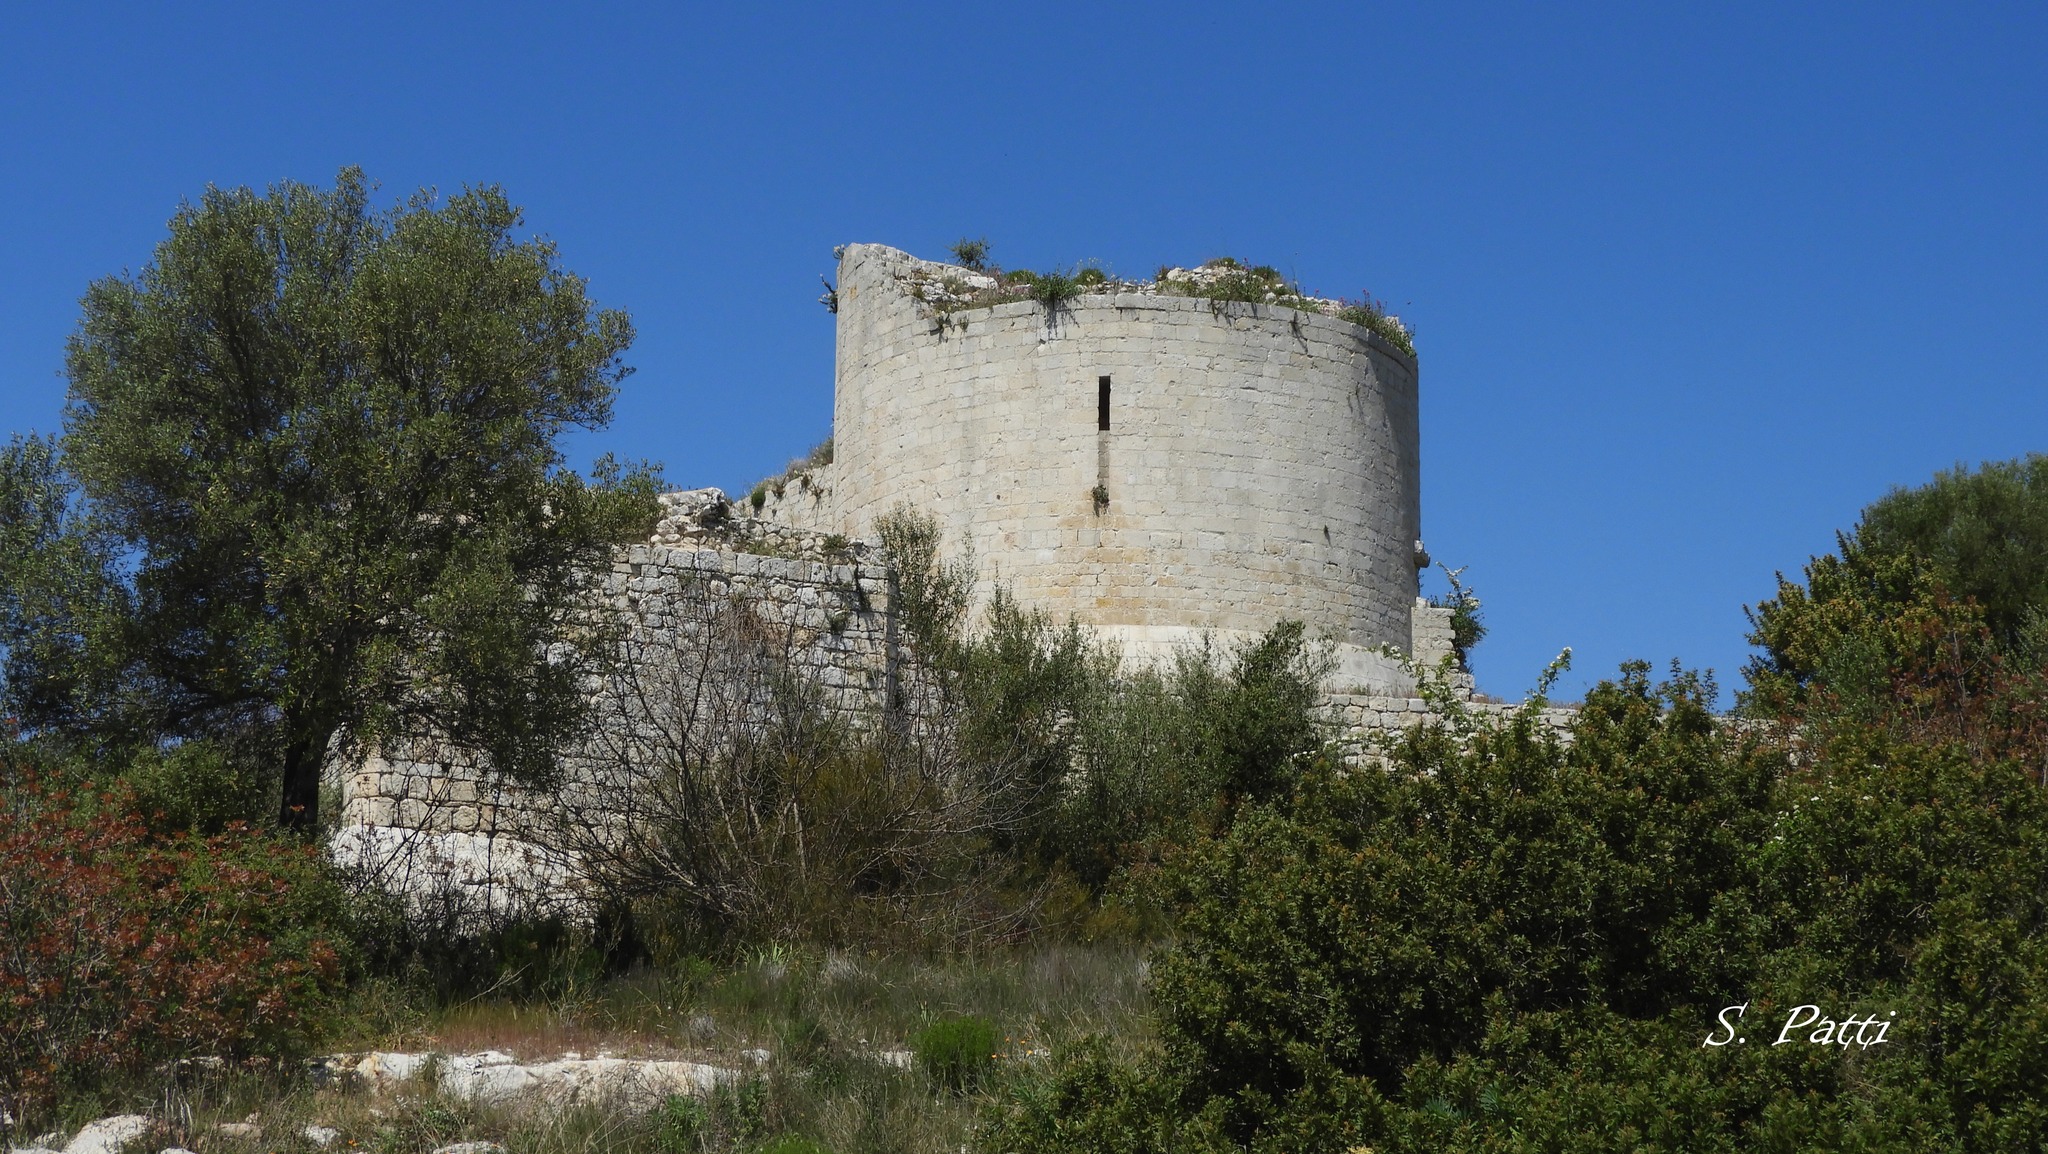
[29,943,1155,1154]
[411,942,1154,1065]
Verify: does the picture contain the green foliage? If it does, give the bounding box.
[1748,455,2048,727]
[120,737,274,831]
[919,249,1415,359]
[1427,564,1486,665]
[657,1094,708,1152]
[982,638,2048,1150]
[913,1014,1002,1094]
[1023,268,1085,306]
[949,237,992,272]
[0,168,660,828]
[875,505,975,668]
[1171,259,1276,304]
[1744,535,1963,720]
[1856,453,2048,643]
[1333,292,1417,359]
[872,506,1336,905]
[976,1040,1213,1154]
[1070,623,1329,875]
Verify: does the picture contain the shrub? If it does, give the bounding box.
[914,1013,1002,1093]
[984,643,2048,1150]
[1855,452,2048,643]
[1426,563,1486,667]
[1024,269,1085,306]
[949,237,992,272]
[0,772,345,1124]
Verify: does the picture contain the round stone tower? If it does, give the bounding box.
[828,243,1423,691]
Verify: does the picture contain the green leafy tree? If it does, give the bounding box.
[1856,453,2048,643]
[2,169,658,828]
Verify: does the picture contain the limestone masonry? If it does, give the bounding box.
[336,244,1573,917]
[826,243,1421,690]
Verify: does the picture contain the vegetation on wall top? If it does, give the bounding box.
[894,245,1417,359]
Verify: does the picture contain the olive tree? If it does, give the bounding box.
[3,168,657,828]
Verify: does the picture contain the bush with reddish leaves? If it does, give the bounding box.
[0,772,345,1123]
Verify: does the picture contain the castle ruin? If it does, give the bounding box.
[333,244,1570,916]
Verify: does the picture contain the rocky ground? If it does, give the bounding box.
[8,1044,926,1154]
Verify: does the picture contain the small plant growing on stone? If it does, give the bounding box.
[1091,483,1110,514]
[1025,267,1086,307]
[1335,291,1416,358]
[912,1013,1001,1093]
[1428,563,1486,667]
[822,533,849,553]
[949,237,992,271]
[750,484,768,513]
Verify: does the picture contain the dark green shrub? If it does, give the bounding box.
[913,1013,1001,1093]
[949,237,991,271]
[1855,452,2048,643]
[985,640,2048,1150]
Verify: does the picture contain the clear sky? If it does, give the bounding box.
[3,3,2043,704]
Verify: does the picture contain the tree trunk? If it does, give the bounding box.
[278,723,334,831]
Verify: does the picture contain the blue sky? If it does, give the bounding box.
[3,3,2043,703]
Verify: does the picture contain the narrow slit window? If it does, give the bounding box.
[1098,376,1111,430]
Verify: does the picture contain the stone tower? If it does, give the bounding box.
[823,243,1424,692]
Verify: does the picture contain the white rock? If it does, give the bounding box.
[301,1126,340,1148]
[61,1116,151,1154]
[313,1049,738,1110]
[159,1149,199,1154]
[210,1123,261,1140]
[429,1145,506,1154]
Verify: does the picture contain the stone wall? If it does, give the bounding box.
[331,494,898,919]
[750,463,839,534]
[827,243,1423,694]
[333,501,1577,922]
[1322,691,1579,764]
